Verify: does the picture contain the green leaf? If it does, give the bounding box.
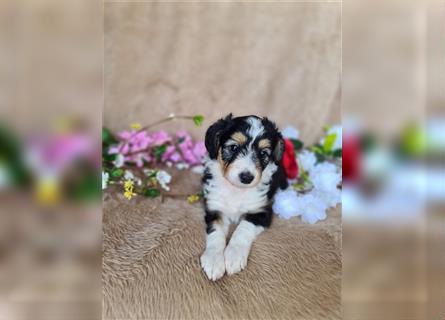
[145,170,158,178]
[360,133,378,152]
[153,144,167,161]
[300,169,310,183]
[102,153,116,162]
[292,182,307,191]
[70,174,101,201]
[111,168,124,178]
[193,115,204,127]
[102,127,117,146]
[0,123,30,186]
[290,139,304,151]
[311,144,324,154]
[315,152,326,163]
[332,149,342,158]
[323,133,337,152]
[144,188,161,198]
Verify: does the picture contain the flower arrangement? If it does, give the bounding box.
[102,116,343,224]
[273,125,342,224]
[102,114,205,199]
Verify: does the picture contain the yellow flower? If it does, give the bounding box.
[187,194,200,204]
[36,177,60,205]
[130,123,142,130]
[123,179,136,200]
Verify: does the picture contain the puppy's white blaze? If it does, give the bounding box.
[226,152,259,187]
[246,117,264,141]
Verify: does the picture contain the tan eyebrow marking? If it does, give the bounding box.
[231,132,247,145]
[258,139,271,149]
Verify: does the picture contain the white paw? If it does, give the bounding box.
[200,249,225,281]
[224,244,249,275]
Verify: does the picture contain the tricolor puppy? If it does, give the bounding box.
[200,114,288,280]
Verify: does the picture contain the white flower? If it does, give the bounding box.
[272,188,330,224]
[309,162,339,188]
[310,162,341,208]
[297,150,317,172]
[113,154,125,168]
[272,188,301,219]
[298,193,328,224]
[320,125,342,151]
[102,171,109,190]
[156,170,172,191]
[123,170,142,186]
[175,163,189,170]
[311,188,341,208]
[281,126,299,140]
[124,170,135,180]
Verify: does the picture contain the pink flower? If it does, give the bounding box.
[192,142,206,161]
[169,152,182,163]
[27,133,96,174]
[107,128,205,167]
[161,145,177,162]
[150,131,171,146]
[182,149,197,164]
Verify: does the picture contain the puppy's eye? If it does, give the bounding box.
[260,150,270,158]
[225,144,239,153]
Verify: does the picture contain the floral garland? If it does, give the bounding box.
[102,114,205,200]
[102,115,342,224]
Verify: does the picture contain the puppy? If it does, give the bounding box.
[200,114,288,280]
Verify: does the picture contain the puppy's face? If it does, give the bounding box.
[205,114,284,188]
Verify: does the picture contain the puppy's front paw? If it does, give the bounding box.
[200,249,225,281]
[224,244,249,275]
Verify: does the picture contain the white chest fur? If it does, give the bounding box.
[204,159,277,223]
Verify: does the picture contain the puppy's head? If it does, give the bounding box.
[205,114,284,188]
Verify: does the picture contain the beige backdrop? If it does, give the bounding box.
[104,2,341,143]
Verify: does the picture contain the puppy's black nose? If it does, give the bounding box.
[239,171,254,184]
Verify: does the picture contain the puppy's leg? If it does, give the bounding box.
[224,210,271,275]
[200,210,229,281]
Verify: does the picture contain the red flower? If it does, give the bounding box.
[281,139,299,179]
[343,134,361,183]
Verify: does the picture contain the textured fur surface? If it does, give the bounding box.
[103,169,341,320]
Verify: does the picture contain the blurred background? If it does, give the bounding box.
[0,0,102,319]
[0,0,444,319]
[343,0,444,319]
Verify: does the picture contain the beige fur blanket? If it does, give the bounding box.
[102,169,341,320]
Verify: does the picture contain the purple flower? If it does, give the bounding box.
[192,141,206,161]
[107,128,205,167]
[150,131,171,146]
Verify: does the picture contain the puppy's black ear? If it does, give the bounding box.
[262,117,284,163]
[273,136,285,163]
[205,114,233,159]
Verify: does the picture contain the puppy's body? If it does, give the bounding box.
[200,115,287,280]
